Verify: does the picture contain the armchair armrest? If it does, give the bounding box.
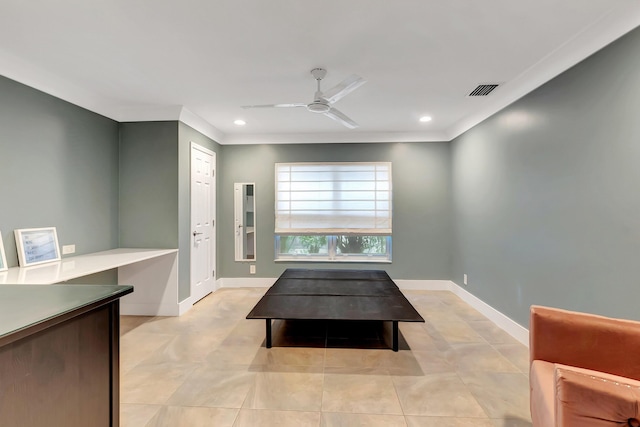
[555,366,640,426]
[530,305,640,380]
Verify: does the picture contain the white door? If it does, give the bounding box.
[190,143,216,303]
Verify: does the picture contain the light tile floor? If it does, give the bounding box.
[120,288,532,427]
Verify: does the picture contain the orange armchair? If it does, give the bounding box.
[529,305,640,427]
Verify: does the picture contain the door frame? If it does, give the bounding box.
[190,142,216,304]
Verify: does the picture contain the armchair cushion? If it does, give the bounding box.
[555,365,640,426]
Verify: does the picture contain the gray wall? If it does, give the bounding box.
[451,27,640,326]
[0,75,119,268]
[219,142,452,280]
[119,122,179,249]
[178,122,221,301]
[118,121,222,302]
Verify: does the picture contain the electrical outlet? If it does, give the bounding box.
[250,265,256,274]
[463,274,468,285]
[62,244,76,255]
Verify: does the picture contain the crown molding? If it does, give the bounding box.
[1,3,638,146]
[445,3,640,141]
[222,130,449,145]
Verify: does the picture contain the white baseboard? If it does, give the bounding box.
[449,281,529,346]
[394,279,451,291]
[211,276,529,347]
[178,297,193,315]
[218,277,277,288]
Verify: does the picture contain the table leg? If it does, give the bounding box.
[392,321,398,352]
[265,319,272,348]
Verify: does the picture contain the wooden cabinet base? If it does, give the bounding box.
[0,300,121,427]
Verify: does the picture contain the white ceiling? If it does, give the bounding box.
[1,1,639,145]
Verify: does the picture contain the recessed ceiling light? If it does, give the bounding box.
[419,116,432,123]
[234,119,246,126]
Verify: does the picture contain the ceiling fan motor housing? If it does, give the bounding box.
[307,101,331,113]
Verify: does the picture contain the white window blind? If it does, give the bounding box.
[275,162,392,235]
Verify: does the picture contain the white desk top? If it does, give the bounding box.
[0,248,178,285]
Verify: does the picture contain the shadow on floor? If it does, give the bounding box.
[502,415,533,426]
[250,319,425,376]
[267,319,410,350]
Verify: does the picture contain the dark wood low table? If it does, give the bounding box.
[246,269,424,351]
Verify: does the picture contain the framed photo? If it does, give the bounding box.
[0,233,7,272]
[14,227,61,267]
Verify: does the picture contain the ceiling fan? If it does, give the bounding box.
[241,68,366,129]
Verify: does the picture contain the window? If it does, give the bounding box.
[275,162,392,262]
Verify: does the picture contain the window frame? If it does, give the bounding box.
[274,161,393,263]
[274,235,392,263]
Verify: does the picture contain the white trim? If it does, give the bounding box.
[445,3,640,142]
[394,279,451,291]
[212,276,528,346]
[223,131,449,145]
[449,281,529,346]
[0,47,122,121]
[116,105,183,122]
[218,277,277,288]
[178,297,194,315]
[274,257,392,264]
[397,279,528,346]
[190,141,215,156]
[180,108,225,143]
[1,4,637,147]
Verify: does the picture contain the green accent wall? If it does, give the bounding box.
[219,142,452,280]
[451,26,640,326]
[0,75,119,268]
[118,121,179,249]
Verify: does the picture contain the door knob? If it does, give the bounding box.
[193,231,203,236]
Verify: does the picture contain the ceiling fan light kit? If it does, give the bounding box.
[242,68,366,129]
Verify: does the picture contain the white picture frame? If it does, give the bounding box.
[14,227,61,267]
[0,233,7,272]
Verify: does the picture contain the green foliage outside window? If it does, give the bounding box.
[278,235,387,256]
[299,236,327,254]
[280,235,328,254]
[336,236,386,254]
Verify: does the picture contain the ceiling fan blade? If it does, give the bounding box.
[241,103,306,109]
[323,108,359,129]
[323,75,366,104]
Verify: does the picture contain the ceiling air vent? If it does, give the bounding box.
[468,84,499,97]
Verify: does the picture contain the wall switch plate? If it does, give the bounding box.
[463,274,468,285]
[62,244,76,255]
[250,265,256,274]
